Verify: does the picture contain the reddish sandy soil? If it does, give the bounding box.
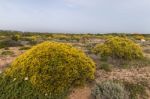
[0,47,24,70]
[69,86,93,99]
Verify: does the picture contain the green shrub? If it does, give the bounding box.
[99,63,112,72]
[92,81,128,99]
[1,50,14,56]
[2,41,95,99]
[0,76,68,99]
[11,34,20,41]
[19,46,31,50]
[0,39,22,49]
[93,37,143,60]
[52,35,71,41]
[134,35,145,40]
[124,82,148,99]
[23,36,39,45]
[28,36,39,45]
[71,35,81,41]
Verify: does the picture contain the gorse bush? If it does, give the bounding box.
[11,34,21,41]
[92,81,129,99]
[93,37,143,60]
[134,35,145,40]
[1,41,95,99]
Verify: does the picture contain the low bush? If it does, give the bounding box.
[124,82,148,99]
[99,63,112,72]
[93,37,143,60]
[52,35,71,41]
[19,46,31,50]
[0,39,22,49]
[11,34,21,41]
[134,35,145,40]
[92,81,128,99]
[1,50,14,56]
[28,36,39,45]
[22,36,39,45]
[1,41,95,99]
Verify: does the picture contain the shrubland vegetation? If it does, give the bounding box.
[19,46,31,50]
[92,36,150,68]
[92,80,149,99]
[93,36,143,60]
[0,50,14,56]
[92,81,128,99]
[0,41,95,99]
[98,62,112,72]
[0,30,149,99]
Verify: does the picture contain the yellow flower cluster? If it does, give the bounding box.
[5,41,95,96]
[93,37,143,60]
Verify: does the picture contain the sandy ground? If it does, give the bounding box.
[69,86,93,99]
[96,67,150,85]
[0,47,24,70]
[68,66,150,99]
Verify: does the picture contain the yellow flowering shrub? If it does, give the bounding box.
[93,37,143,60]
[11,34,20,41]
[134,35,145,40]
[3,41,95,98]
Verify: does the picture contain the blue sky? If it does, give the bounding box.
[0,0,150,33]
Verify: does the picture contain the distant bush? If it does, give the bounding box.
[30,36,38,41]
[1,50,14,56]
[93,37,143,60]
[21,36,40,45]
[99,63,112,72]
[92,81,128,99]
[52,35,71,41]
[28,36,39,45]
[19,46,31,50]
[71,35,81,41]
[0,39,22,49]
[11,34,20,41]
[1,41,95,99]
[134,35,145,40]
